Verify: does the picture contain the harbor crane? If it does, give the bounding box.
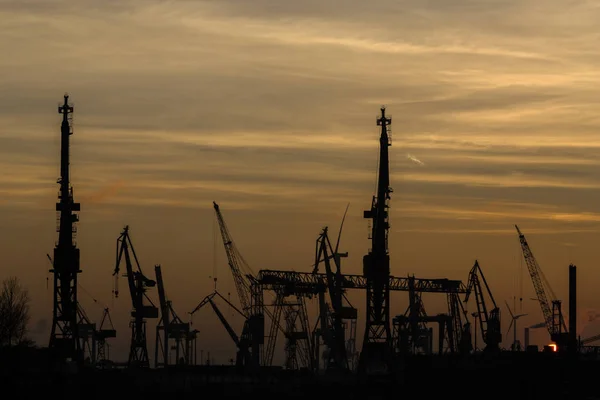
[113,225,159,367]
[312,210,357,372]
[155,264,193,367]
[191,202,292,369]
[49,94,83,365]
[211,202,264,366]
[464,260,501,352]
[515,225,568,348]
[359,106,393,373]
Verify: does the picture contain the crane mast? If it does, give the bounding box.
[515,225,567,344]
[49,94,83,365]
[359,106,393,373]
[113,226,159,367]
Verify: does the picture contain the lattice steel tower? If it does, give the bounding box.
[48,94,82,363]
[359,107,393,373]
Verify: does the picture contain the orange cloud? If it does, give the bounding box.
[79,180,126,205]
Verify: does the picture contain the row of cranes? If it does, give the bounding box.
[186,201,586,371]
[185,201,500,372]
[75,166,578,371]
[112,226,198,368]
[69,207,577,369]
[46,97,587,369]
[187,201,361,372]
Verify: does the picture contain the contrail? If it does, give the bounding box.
[406,153,424,165]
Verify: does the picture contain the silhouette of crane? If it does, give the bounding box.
[49,94,83,365]
[113,226,159,367]
[359,106,393,374]
[464,260,502,352]
[515,225,567,347]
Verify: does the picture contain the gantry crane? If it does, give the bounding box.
[281,296,312,370]
[515,225,568,348]
[393,276,470,355]
[464,260,501,352]
[113,225,159,367]
[359,106,393,373]
[263,281,315,369]
[155,264,193,367]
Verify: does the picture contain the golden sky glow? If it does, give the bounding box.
[2,0,600,362]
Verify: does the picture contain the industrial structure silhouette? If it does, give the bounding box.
[4,94,600,397]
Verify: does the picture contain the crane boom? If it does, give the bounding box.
[515,225,567,340]
[213,201,252,313]
[212,202,267,367]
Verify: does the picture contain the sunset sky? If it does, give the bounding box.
[2,0,600,364]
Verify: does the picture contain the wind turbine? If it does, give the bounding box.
[506,300,527,351]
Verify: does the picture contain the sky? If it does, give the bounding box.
[2,0,600,364]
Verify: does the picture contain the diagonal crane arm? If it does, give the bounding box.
[213,201,251,313]
[154,265,170,328]
[515,225,567,338]
[209,299,240,346]
[190,291,245,347]
[212,201,291,366]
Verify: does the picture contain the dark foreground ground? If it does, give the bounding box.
[2,347,600,399]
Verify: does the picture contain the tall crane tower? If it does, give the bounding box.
[515,225,568,347]
[359,106,393,373]
[113,226,159,367]
[49,94,83,364]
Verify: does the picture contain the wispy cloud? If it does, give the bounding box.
[3,0,600,360]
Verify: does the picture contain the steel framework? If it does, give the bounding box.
[49,94,83,365]
[359,107,393,373]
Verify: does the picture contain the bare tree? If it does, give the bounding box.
[0,276,31,346]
